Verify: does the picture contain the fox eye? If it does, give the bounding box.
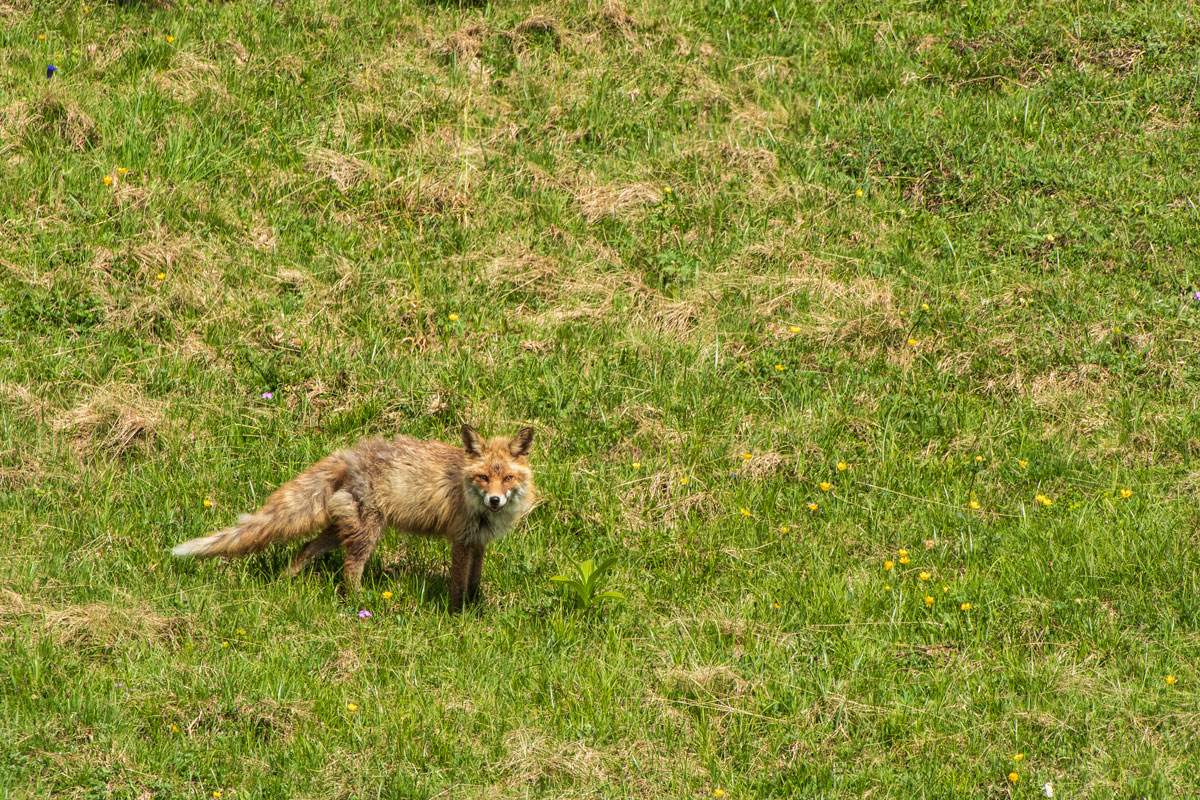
[503,475,514,482]
[475,474,488,482]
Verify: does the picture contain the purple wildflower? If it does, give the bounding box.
[357,609,372,618]
[46,64,56,79]
[1192,290,1200,302]
[261,391,274,400]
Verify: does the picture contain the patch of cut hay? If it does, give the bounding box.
[622,468,720,528]
[437,22,490,61]
[152,52,230,106]
[735,450,786,479]
[661,663,752,699]
[0,590,189,650]
[5,96,100,152]
[499,729,606,785]
[51,385,164,456]
[576,180,660,223]
[509,14,562,47]
[596,0,640,41]
[306,146,375,193]
[173,695,313,741]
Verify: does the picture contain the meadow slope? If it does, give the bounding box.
[2,0,1200,797]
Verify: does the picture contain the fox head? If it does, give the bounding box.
[460,424,535,514]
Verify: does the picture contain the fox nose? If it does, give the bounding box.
[488,495,502,509]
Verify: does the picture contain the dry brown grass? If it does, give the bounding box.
[171,695,314,741]
[306,146,375,193]
[575,180,661,223]
[152,51,230,107]
[51,384,165,456]
[498,728,607,786]
[0,589,189,651]
[2,95,100,152]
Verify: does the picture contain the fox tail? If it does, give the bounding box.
[171,456,347,558]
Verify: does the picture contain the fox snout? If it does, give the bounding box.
[487,493,506,511]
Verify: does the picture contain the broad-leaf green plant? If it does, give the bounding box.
[550,556,626,611]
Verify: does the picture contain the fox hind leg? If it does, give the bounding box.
[340,510,384,593]
[284,528,340,578]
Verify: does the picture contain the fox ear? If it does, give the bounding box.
[461,424,485,456]
[508,426,534,458]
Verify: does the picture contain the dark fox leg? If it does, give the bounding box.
[284,528,340,578]
[340,510,384,593]
[465,544,486,606]
[449,541,473,613]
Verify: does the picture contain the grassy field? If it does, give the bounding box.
[3,0,1200,796]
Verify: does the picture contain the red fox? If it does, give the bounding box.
[171,425,535,611]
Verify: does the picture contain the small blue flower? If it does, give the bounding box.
[1192,290,1200,303]
[46,64,56,79]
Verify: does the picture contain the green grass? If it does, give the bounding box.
[3,0,1200,796]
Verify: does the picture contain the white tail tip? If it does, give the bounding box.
[171,535,219,557]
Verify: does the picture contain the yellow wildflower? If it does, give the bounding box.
[103,174,113,186]
[774,363,785,371]
[221,640,229,648]
[974,455,983,463]
[632,462,640,469]
[1120,489,1132,499]
[837,462,848,472]
[921,303,930,312]
[117,166,128,175]
[924,595,934,607]
[156,272,166,281]
[448,313,459,321]
[166,35,175,43]
[714,791,725,798]
[942,585,949,593]
[742,453,753,461]
[1014,753,1024,761]
[171,724,179,732]
[819,481,831,492]
[789,325,801,333]
[1019,460,1028,468]
[919,571,930,581]
[884,584,891,591]
[235,629,245,636]
[213,792,222,799]
[203,498,212,507]
[1008,772,1019,784]
[679,477,688,485]
[884,560,894,570]
[898,549,908,558]
[1166,675,1176,685]
[780,526,790,533]
[346,702,358,711]
[899,556,910,565]
[969,500,981,510]
[381,591,393,599]
[960,602,971,611]
[807,502,818,512]
[855,188,863,197]
[39,33,46,40]
[907,337,917,347]
[740,508,752,517]
[772,602,780,609]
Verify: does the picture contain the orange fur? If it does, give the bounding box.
[172,425,536,611]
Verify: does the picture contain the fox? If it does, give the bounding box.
[171,424,535,612]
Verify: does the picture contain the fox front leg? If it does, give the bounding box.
[449,541,471,613]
